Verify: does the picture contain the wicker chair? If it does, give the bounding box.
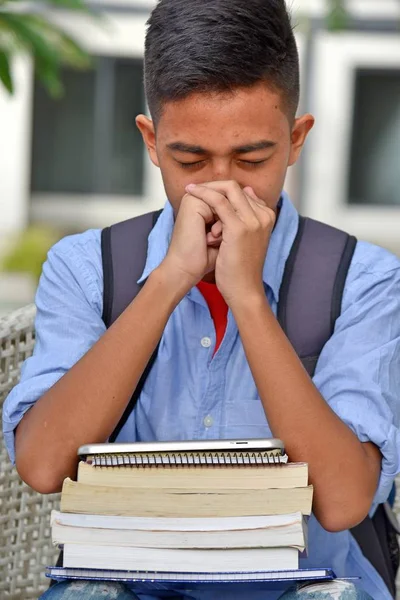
[0,305,60,600]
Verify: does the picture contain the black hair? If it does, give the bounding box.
[144,0,300,123]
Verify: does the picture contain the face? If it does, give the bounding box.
[137,82,314,214]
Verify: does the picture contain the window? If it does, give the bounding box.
[31,57,145,197]
[302,33,400,253]
[348,68,400,206]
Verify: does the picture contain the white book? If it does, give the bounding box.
[63,545,299,573]
[51,510,307,550]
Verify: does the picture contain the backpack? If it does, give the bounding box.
[96,210,399,595]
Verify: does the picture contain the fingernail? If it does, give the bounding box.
[186,184,196,191]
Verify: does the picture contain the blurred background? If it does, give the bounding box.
[0,0,399,316]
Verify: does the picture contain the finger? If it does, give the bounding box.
[243,187,270,212]
[241,186,270,212]
[186,184,238,227]
[181,191,224,244]
[246,195,276,229]
[207,220,222,245]
[206,232,222,246]
[211,220,223,238]
[243,190,266,212]
[243,186,262,203]
[180,192,215,225]
[196,181,257,223]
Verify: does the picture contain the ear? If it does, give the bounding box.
[288,114,315,166]
[136,114,160,168]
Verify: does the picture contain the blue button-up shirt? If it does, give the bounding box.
[3,192,400,600]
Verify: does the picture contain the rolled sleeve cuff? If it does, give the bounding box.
[2,419,19,466]
[370,433,400,514]
[330,396,400,514]
[2,372,63,467]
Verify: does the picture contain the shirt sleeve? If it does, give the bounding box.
[313,242,400,511]
[2,230,105,465]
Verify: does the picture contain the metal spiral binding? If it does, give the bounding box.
[89,450,287,468]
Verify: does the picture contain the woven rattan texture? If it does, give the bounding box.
[0,305,60,599]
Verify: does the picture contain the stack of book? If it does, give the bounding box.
[49,440,315,582]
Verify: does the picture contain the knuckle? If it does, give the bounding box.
[235,220,246,233]
[222,180,238,193]
[267,210,277,226]
[182,192,194,204]
[259,207,275,225]
[214,193,227,206]
[249,220,261,233]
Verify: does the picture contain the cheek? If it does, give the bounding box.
[160,158,211,199]
[251,160,289,207]
[158,161,191,212]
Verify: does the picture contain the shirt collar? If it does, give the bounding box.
[138,190,299,303]
[138,201,175,284]
[262,190,299,303]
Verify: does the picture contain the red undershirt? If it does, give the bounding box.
[197,281,229,356]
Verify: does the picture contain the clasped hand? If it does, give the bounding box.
[162,180,276,308]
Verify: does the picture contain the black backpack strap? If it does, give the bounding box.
[278,217,398,596]
[102,210,162,328]
[278,216,357,377]
[101,210,163,443]
[352,505,398,598]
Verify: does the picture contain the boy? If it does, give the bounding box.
[3,0,400,599]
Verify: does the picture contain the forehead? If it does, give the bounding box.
[156,83,290,148]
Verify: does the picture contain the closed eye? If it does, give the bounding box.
[176,159,268,169]
[239,160,267,166]
[178,160,206,169]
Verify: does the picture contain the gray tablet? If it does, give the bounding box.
[78,438,285,458]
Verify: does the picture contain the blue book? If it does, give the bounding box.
[46,567,337,593]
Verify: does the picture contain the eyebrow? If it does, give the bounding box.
[167,142,206,154]
[234,140,277,153]
[167,140,277,155]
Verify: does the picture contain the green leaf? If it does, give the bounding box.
[46,0,93,11]
[0,13,61,66]
[4,13,91,66]
[35,55,64,97]
[326,0,349,31]
[0,49,12,92]
[1,0,93,12]
[2,225,61,282]
[0,0,96,96]
[29,16,92,69]
[0,12,92,96]
[327,10,348,31]
[0,14,62,96]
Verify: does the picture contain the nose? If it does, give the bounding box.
[210,159,233,182]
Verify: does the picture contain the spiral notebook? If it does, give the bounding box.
[78,438,288,468]
[46,567,338,593]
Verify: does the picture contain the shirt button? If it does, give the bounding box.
[203,415,214,428]
[201,337,212,348]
